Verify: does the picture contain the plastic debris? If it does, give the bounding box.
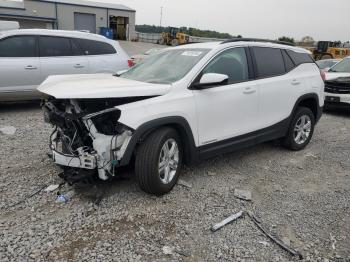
[44,184,60,193]
[247,212,303,260]
[0,126,16,135]
[56,190,75,204]
[234,189,252,201]
[330,233,337,250]
[177,179,192,188]
[211,211,244,232]
[162,246,174,255]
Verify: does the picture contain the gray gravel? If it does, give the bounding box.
[0,103,349,262]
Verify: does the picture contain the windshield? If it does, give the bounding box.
[316,60,339,70]
[329,58,350,73]
[121,48,210,84]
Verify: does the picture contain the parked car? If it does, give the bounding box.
[324,56,350,107]
[316,58,340,71]
[39,39,324,195]
[131,48,162,64]
[0,29,131,101]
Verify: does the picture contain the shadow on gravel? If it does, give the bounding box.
[0,101,41,113]
[324,107,350,118]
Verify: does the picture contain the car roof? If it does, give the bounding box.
[0,29,108,41]
[169,41,310,54]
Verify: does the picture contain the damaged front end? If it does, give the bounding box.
[43,98,136,182]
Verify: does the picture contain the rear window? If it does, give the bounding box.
[0,36,37,57]
[286,50,314,66]
[75,38,116,55]
[39,36,72,57]
[252,47,285,78]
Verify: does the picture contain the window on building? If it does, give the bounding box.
[252,47,286,78]
[202,48,249,84]
[0,36,37,57]
[39,36,72,57]
[76,39,116,55]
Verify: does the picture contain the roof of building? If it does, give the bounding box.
[0,0,25,9]
[0,0,135,12]
[35,0,135,12]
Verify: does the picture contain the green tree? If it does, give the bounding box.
[278,36,295,44]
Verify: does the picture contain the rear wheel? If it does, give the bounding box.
[135,127,183,195]
[282,107,315,151]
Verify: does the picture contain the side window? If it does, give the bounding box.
[76,39,116,55]
[70,39,84,56]
[281,50,295,72]
[286,50,314,66]
[0,36,37,57]
[202,48,249,84]
[40,36,72,57]
[252,47,285,78]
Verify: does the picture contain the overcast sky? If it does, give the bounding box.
[99,0,349,41]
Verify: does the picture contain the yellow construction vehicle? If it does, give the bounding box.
[159,27,190,46]
[313,41,350,60]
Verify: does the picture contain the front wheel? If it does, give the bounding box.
[282,107,315,151]
[135,127,183,195]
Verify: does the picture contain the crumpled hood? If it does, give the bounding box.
[37,74,171,99]
[325,72,350,81]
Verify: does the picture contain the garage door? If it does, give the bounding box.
[74,13,96,33]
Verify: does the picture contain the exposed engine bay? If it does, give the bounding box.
[42,97,148,182]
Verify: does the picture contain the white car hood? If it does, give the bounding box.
[37,74,171,99]
[325,72,350,81]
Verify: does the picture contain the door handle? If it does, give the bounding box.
[74,64,85,69]
[243,87,256,94]
[291,79,301,86]
[25,65,37,70]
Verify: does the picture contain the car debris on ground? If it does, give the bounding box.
[56,190,75,204]
[211,211,245,232]
[234,189,252,201]
[0,125,16,135]
[211,211,303,259]
[44,184,60,193]
[246,212,303,260]
[177,179,192,189]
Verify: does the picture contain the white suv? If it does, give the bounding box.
[39,39,324,195]
[0,29,130,101]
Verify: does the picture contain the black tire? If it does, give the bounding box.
[135,127,183,195]
[282,107,315,151]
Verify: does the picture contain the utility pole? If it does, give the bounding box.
[160,6,163,28]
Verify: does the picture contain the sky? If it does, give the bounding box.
[94,0,349,42]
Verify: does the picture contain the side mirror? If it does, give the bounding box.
[192,73,229,89]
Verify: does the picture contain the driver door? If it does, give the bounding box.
[192,47,259,146]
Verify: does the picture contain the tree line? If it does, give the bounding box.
[135,24,242,39]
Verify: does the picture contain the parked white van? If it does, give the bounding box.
[0,29,130,101]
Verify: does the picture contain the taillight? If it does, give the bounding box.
[320,70,326,82]
[128,59,135,67]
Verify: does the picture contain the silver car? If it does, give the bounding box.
[0,29,130,101]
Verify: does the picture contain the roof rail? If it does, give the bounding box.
[221,38,295,47]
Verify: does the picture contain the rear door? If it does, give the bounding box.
[0,35,41,100]
[76,38,128,74]
[251,47,302,129]
[39,36,88,82]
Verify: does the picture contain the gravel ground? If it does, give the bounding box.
[0,103,349,262]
